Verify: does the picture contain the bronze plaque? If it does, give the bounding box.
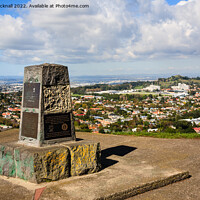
[23,83,40,108]
[21,112,38,139]
[44,113,72,140]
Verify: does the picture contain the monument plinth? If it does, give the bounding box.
[0,63,101,183]
[19,63,76,147]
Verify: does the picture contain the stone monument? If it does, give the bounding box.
[0,63,101,183]
[19,63,76,146]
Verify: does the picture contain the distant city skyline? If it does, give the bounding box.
[0,0,199,76]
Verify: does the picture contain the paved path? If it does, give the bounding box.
[0,130,199,200]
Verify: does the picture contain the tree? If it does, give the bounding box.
[79,124,91,132]
[143,121,149,130]
[148,94,153,99]
[175,121,195,133]
[99,125,105,133]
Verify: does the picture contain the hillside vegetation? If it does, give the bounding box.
[71,75,200,94]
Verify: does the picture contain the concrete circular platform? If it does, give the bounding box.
[0,130,199,200]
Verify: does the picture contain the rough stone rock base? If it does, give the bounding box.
[0,141,101,183]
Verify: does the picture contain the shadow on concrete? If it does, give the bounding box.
[101,145,137,169]
[76,138,84,141]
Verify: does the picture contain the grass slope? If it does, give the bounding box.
[110,131,200,139]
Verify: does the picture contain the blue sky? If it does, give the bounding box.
[1,0,184,5]
[167,0,186,5]
[0,0,199,77]
[0,0,185,17]
[0,0,28,16]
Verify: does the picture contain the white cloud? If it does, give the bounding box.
[176,0,192,6]
[0,0,200,65]
[130,0,200,58]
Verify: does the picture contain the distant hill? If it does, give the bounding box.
[71,75,200,94]
[0,76,23,80]
[0,76,23,84]
[156,75,200,89]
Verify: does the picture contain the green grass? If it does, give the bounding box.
[128,92,172,96]
[71,94,82,97]
[109,131,200,139]
[134,86,143,89]
[131,92,158,95]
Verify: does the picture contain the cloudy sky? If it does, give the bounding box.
[0,0,200,76]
